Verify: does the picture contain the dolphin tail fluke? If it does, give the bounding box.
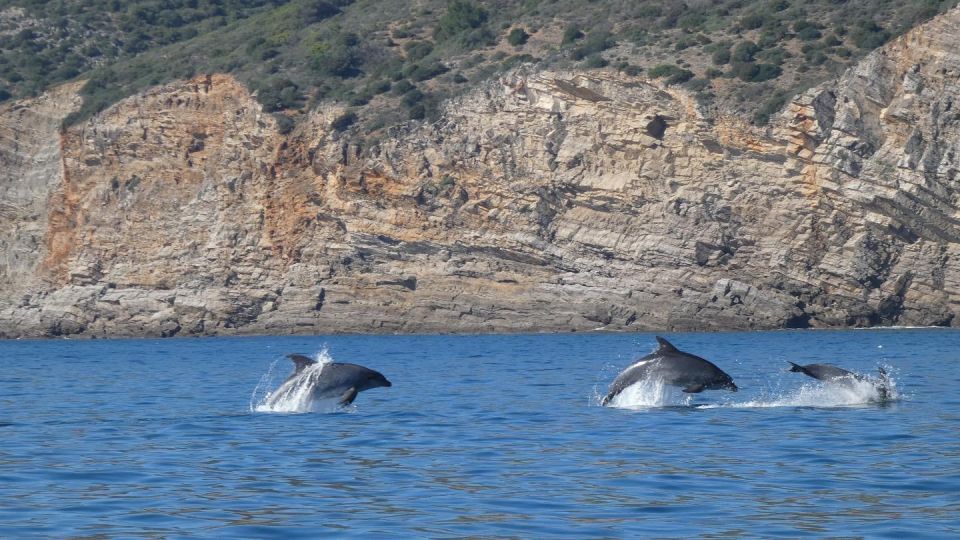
[339,387,359,406]
[876,366,891,401]
[288,354,317,374]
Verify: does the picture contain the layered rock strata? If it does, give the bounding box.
[2,9,960,337]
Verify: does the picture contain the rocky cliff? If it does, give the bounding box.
[3,9,960,337]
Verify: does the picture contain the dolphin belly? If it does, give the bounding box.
[602,359,663,405]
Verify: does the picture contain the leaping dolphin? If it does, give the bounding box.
[265,354,392,408]
[788,362,890,400]
[602,336,738,406]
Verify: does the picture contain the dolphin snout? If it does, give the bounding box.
[383,379,393,387]
[727,382,739,392]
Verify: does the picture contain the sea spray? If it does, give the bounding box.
[601,376,694,409]
[700,367,899,409]
[600,365,898,410]
[251,348,339,413]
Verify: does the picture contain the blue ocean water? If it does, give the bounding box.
[1,330,958,538]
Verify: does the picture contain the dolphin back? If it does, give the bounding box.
[789,362,857,382]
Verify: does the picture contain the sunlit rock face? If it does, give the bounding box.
[3,9,960,337]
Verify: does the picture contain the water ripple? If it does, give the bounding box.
[0,330,958,537]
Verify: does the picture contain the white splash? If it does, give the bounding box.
[601,377,694,409]
[251,348,342,413]
[702,367,899,409]
[598,365,899,410]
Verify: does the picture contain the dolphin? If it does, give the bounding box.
[788,362,890,400]
[266,354,392,408]
[601,336,738,406]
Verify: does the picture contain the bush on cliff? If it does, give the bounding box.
[1,0,952,132]
[434,0,494,48]
[648,64,694,85]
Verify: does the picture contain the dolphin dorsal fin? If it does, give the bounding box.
[655,336,679,353]
[287,354,317,374]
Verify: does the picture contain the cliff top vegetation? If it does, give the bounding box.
[0,0,955,130]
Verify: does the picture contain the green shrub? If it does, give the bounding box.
[758,47,789,65]
[732,61,781,82]
[258,78,302,112]
[632,5,662,19]
[402,88,425,107]
[311,33,364,78]
[647,64,675,78]
[501,54,537,70]
[392,27,413,39]
[369,80,390,95]
[732,62,759,81]
[403,61,449,81]
[659,3,686,29]
[757,22,788,48]
[753,90,789,124]
[822,33,842,47]
[805,50,828,65]
[683,77,710,92]
[391,79,416,95]
[561,25,584,45]
[434,0,489,42]
[740,13,766,30]
[274,113,295,134]
[712,47,731,65]
[571,30,615,59]
[408,103,426,120]
[403,40,434,61]
[621,26,648,45]
[851,20,890,49]
[507,27,529,46]
[731,41,759,63]
[583,54,608,68]
[349,92,371,106]
[300,1,341,24]
[769,0,789,12]
[648,64,693,85]
[753,63,782,81]
[677,12,706,31]
[797,26,822,41]
[674,35,697,51]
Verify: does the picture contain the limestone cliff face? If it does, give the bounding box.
[3,9,960,337]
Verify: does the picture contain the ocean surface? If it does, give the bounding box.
[1,329,958,538]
